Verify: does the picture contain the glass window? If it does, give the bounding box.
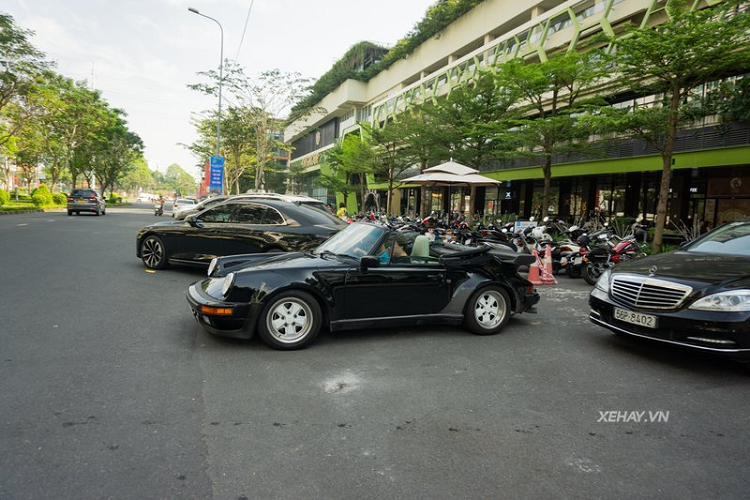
[261,208,285,225]
[232,204,265,224]
[201,204,236,223]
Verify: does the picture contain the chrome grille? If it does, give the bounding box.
[611,274,692,310]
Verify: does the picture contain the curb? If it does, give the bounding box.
[0,209,45,216]
[0,208,67,216]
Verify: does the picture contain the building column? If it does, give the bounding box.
[558,178,572,220]
[624,172,641,219]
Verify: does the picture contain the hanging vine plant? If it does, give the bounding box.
[290,0,487,120]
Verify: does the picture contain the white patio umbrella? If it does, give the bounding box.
[400,170,500,218]
[423,159,479,176]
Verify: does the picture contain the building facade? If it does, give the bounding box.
[284,0,750,225]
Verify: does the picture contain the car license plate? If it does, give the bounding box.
[614,308,657,329]
[573,256,582,265]
[76,199,86,203]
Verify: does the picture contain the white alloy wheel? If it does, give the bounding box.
[267,298,313,343]
[474,290,506,329]
[464,286,511,335]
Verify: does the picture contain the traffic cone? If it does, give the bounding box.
[527,248,544,286]
[540,244,557,285]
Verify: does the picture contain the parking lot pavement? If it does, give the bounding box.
[1,212,748,500]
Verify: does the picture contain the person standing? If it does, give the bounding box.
[336,202,348,219]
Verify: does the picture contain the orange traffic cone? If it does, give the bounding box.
[527,247,544,285]
[540,244,557,285]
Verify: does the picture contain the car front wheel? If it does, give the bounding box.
[464,286,511,335]
[140,235,168,270]
[258,291,322,350]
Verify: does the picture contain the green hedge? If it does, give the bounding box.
[31,185,53,207]
[0,189,9,207]
[52,193,67,205]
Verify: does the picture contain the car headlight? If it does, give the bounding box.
[689,290,750,312]
[207,258,218,277]
[595,268,612,292]
[221,272,236,297]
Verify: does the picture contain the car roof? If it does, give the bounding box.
[240,192,323,203]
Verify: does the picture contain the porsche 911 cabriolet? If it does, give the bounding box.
[187,222,540,350]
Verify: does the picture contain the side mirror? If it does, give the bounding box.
[360,255,380,271]
[186,215,203,228]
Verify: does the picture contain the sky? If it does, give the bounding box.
[6,0,436,180]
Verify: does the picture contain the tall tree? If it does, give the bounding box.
[365,121,415,215]
[189,64,311,191]
[164,164,197,197]
[0,13,47,149]
[603,0,750,252]
[91,110,143,197]
[491,51,606,217]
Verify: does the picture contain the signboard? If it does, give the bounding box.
[209,156,224,191]
[514,220,538,232]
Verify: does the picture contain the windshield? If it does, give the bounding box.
[314,223,386,258]
[686,222,750,256]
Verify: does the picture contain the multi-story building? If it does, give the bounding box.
[284,0,750,225]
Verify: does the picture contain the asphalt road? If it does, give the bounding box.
[1,205,748,500]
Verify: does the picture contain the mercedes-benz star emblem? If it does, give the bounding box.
[649,266,658,276]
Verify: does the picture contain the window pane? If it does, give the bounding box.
[262,208,285,225]
[232,204,265,224]
[201,204,236,223]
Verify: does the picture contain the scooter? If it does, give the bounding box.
[154,201,164,216]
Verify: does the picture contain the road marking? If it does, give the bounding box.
[17,223,27,226]
[145,270,156,274]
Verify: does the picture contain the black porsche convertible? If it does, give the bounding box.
[187,222,540,350]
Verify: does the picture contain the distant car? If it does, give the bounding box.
[242,192,328,212]
[590,219,750,360]
[173,195,233,221]
[186,222,540,350]
[67,188,106,216]
[136,199,346,270]
[171,198,197,218]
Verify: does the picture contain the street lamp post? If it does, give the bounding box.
[188,7,224,192]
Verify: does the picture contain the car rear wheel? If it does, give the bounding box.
[141,235,168,270]
[67,211,72,216]
[258,291,322,350]
[464,286,511,335]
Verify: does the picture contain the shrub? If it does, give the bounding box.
[30,184,53,207]
[52,193,67,205]
[0,189,9,207]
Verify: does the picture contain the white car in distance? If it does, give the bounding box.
[171,198,197,218]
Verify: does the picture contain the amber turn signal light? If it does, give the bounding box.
[200,306,234,316]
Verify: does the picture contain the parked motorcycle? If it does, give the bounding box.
[581,234,647,285]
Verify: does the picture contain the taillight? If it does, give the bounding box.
[67,197,73,202]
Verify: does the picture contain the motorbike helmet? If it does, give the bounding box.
[532,227,546,240]
[577,234,591,246]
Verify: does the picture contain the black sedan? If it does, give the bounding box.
[590,219,750,360]
[187,222,540,350]
[136,199,346,270]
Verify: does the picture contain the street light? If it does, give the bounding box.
[188,7,223,160]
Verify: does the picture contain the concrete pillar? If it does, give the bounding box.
[531,6,546,19]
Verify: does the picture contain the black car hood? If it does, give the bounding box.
[233,252,349,274]
[614,251,750,286]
